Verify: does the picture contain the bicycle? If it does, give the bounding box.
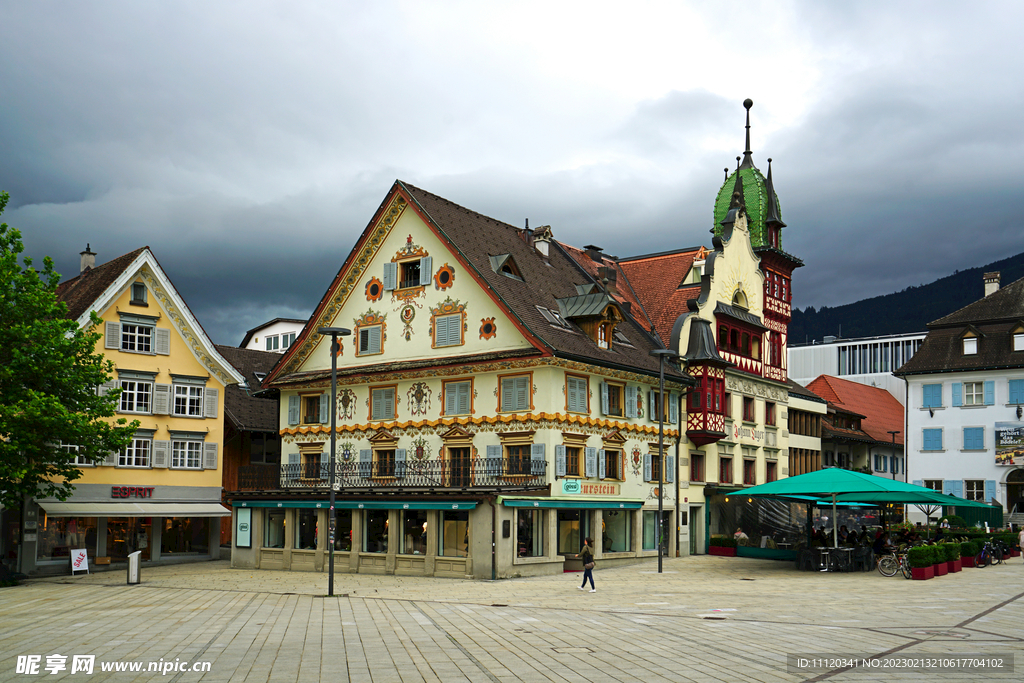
[876,545,912,578]
[976,540,1002,568]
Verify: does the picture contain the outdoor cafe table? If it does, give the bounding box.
[816,547,854,572]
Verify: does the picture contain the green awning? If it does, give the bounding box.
[499,496,644,510]
[233,500,477,510]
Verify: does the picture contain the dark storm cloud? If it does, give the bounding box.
[3,2,1023,345]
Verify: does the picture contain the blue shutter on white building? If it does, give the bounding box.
[984,480,996,503]
[1009,379,1024,405]
[952,383,962,407]
[984,381,995,405]
[555,444,566,477]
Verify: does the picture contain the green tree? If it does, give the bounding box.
[0,191,137,512]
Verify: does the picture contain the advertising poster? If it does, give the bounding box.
[995,422,1024,466]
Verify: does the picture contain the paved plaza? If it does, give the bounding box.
[1,556,1021,682]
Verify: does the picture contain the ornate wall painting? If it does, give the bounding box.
[365,277,384,302]
[399,304,417,341]
[479,317,497,340]
[407,381,432,416]
[434,263,455,291]
[337,388,358,421]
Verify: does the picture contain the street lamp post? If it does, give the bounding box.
[318,326,351,597]
[650,348,680,574]
[888,430,900,481]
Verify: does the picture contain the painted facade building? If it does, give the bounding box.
[13,247,241,575]
[228,183,691,578]
[896,272,1024,523]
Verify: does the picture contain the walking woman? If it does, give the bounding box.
[577,537,596,592]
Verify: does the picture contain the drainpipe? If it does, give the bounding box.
[486,495,496,581]
[675,391,685,557]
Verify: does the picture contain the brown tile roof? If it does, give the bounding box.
[617,250,702,345]
[555,242,654,330]
[56,247,148,319]
[215,345,282,432]
[805,375,904,445]
[896,275,1024,375]
[786,378,827,403]
[400,182,685,380]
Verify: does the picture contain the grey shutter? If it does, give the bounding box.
[514,377,529,411]
[369,326,381,354]
[486,444,502,475]
[204,387,219,418]
[669,392,679,425]
[435,315,449,346]
[598,449,606,479]
[288,395,300,425]
[419,256,432,286]
[383,262,397,290]
[372,389,383,419]
[152,441,170,468]
[155,328,171,355]
[450,315,462,346]
[105,321,120,349]
[319,392,330,423]
[457,382,470,414]
[98,380,116,396]
[320,457,329,481]
[104,451,118,466]
[395,448,407,478]
[359,449,372,479]
[952,382,962,407]
[203,442,219,470]
[625,385,637,418]
[445,384,458,415]
[585,447,597,478]
[383,387,395,419]
[531,443,545,475]
[649,390,656,422]
[152,384,171,415]
[287,453,300,482]
[644,453,652,481]
[555,444,566,477]
[666,455,675,483]
[500,378,514,411]
[600,382,609,415]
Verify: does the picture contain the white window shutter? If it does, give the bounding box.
[598,449,606,479]
[585,447,597,478]
[555,444,566,477]
[153,384,171,415]
[204,387,219,418]
[155,328,171,355]
[203,442,219,470]
[319,393,330,423]
[419,256,432,286]
[666,455,675,483]
[152,440,170,468]
[644,453,652,481]
[395,448,407,478]
[625,385,637,418]
[105,321,120,349]
[600,382,609,415]
[383,262,397,290]
[288,395,300,425]
[103,451,118,467]
[98,380,116,396]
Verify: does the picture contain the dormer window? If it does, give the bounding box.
[1013,325,1024,351]
[130,282,147,306]
[597,323,610,349]
[489,254,523,281]
[963,336,977,355]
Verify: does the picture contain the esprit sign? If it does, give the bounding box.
[111,486,155,498]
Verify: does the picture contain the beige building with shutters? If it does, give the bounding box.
[14,246,241,575]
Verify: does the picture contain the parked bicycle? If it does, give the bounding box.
[876,545,912,579]
[975,540,1004,568]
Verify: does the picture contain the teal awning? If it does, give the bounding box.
[500,496,644,510]
[233,500,477,510]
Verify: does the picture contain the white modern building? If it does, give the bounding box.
[895,272,1024,524]
[789,332,926,405]
[239,318,307,354]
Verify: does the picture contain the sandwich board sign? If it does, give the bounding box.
[70,549,89,575]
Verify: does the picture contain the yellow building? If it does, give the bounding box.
[230,183,691,578]
[20,246,241,574]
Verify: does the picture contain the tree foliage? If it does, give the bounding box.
[0,191,137,511]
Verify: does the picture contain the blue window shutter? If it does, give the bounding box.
[585,447,597,478]
[625,385,636,418]
[395,448,406,479]
[501,378,514,411]
[514,377,529,411]
[1009,379,1024,405]
[383,387,395,419]
[555,444,566,477]
[434,315,448,347]
[984,480,996,503]
[600,382,609,415]
[486,444,501,476]
[644,453,652,481]
[383,262,397,290]
[923,428,941,451]
[287,453,300,482]
[359,449,372,479]
[984,380,995,405]
[419,257,432,286]
[288,395,300,426]
[942,480,954,495]
[598,450,606,479]
[666,455,675,483]
[370,326,381,354]
[951,383,962,407]
[923,384,941,408]
[320,393,330,423]
[912,479,923,487]
[669,392,679,424]
[949,480,963,499]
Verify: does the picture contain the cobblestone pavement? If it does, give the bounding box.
[1,556,1022,682]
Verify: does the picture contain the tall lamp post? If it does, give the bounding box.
[318,326,351,597]
[888,430,900,481]
[650,348,680,574]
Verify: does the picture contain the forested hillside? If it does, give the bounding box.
[790,252,1024,345]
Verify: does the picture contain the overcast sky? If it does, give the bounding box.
[3,1,1021,346]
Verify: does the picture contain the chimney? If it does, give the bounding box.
[984,271,1000,297]
[533,225,552,258]
[598,265,618,295]
[80,244,96,274]
[584,245,604,262]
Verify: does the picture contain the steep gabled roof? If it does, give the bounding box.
[806,375,904,445]
[617,249,703,345]
[929,275,1024,327]
[215,345,281,432]
[56,247,148,320]
[239,317,308,348]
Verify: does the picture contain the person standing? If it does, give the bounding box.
[1018,527,1024,564]
[577,537,596,592]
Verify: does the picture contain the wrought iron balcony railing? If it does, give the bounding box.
[235,458,547,492]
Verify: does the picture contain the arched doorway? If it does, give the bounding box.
[1006,468,1024,514]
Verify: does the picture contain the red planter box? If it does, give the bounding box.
[933,562,948,576]
[961,555,976,568]
[947,559,961,573]
[1012,550,1021,558]
[709,546,737,557]
[912,565,934,580]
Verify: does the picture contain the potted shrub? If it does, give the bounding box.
[942,542,961,573]
[908,545,934,580]
[933,545,948,576]
[960,541,977,568]
[708,536,737,557]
